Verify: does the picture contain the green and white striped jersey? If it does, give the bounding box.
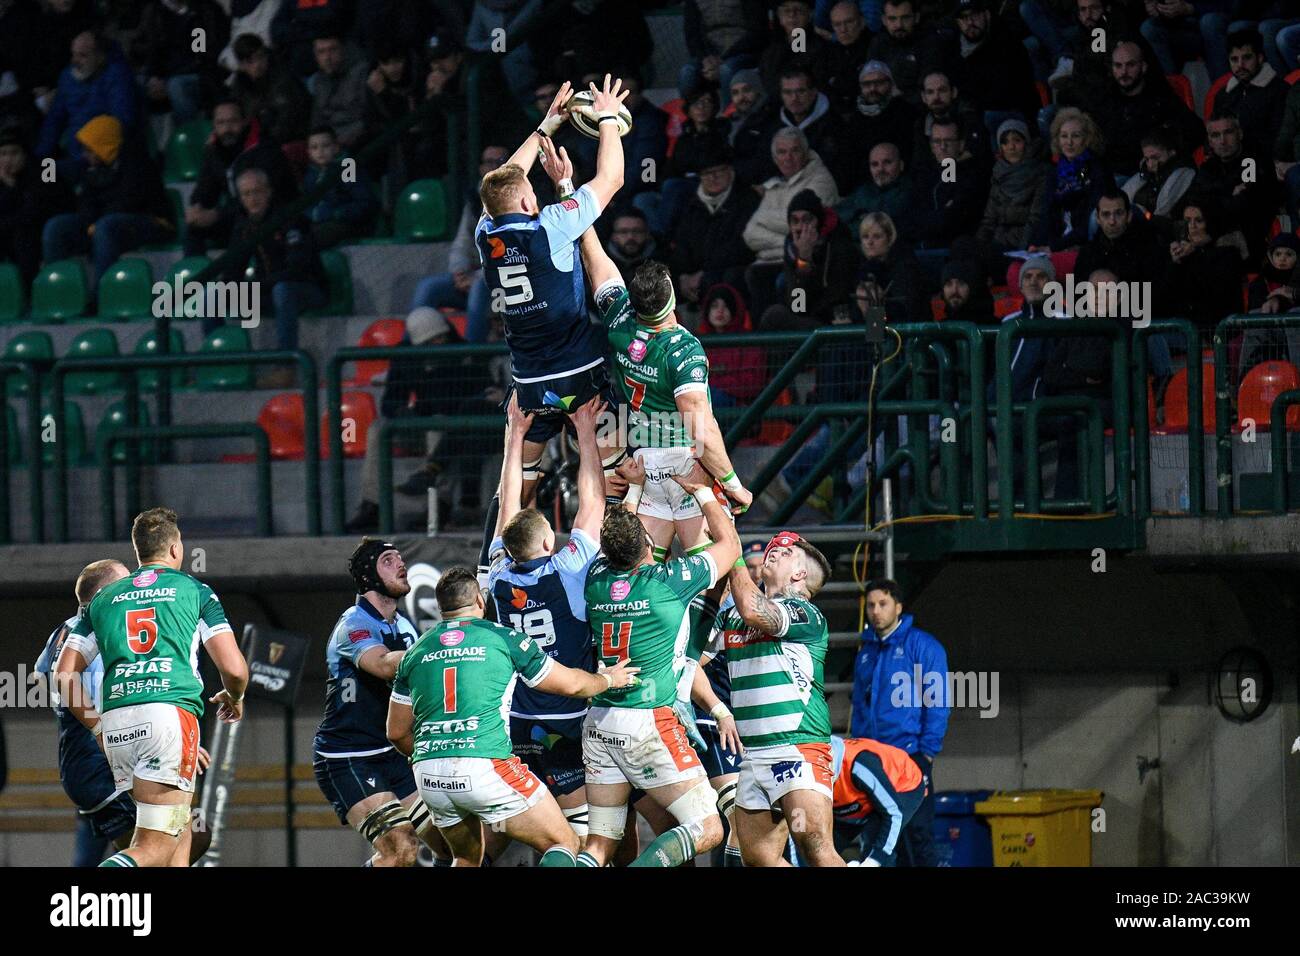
[716,596,831,748]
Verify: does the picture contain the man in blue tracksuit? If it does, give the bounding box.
[850,578,949,866]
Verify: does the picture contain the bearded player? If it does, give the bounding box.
[385,567,639,866]
[578,461,740,867]
[721,530,840,867]
[474,74,631,585]
[54,508,248,868]
[313,539,451,866]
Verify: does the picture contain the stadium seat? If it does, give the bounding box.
[1166,74,1194,113]
[164,256,212,319]
[322,390,378,458]
[194,325,253,390]
[1203,72,1229,118]
[1036,81,1049,108]
[444,309,468,339]
[994,295,1023,319]
[741,388,795,447]
[5,404,18,465]
[1288,68,1300,85]
[929,295,944,321]
[394,178,450,241]
[96,399,153,464]
[346,318,405,386]
[256,392,306,460]
[304,250,354,317]
[164,118,211,182]
[0,262,23,321]
[30,259,88,322]
[64,329,123,395]
[40,398,87,466]
[132,327,187,390]
[98,257,154,320]
[4,331,54,396]
[1159,355,1216,432]
[1236,360,1300,430]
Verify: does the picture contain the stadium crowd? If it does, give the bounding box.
[3,0,1300,516]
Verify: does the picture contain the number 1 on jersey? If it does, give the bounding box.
[443,667,458,713]
[601,621,633,664]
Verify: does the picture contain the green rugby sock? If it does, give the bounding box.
[575,851,601,867]
[722,844,744,867]
[99,851,138,867]
[629,824,697,868]
[539,847,577,867]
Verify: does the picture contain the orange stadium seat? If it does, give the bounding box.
[1203,72,1229,118]
[321,390,377,458]
[1166,74,1194,113]
[1159,355,1217,433]
[346,318,405,386]
[1236,360,1300,431]
[256,393,306,460]
[994,295,1023,318]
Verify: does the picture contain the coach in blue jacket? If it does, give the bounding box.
[851,578,949,866]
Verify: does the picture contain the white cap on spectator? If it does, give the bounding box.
[860,60,893,82]
[407,307,451,345]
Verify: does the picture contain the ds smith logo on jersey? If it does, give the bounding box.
[50,887,151,936]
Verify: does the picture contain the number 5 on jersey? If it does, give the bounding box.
[126,607,158,654]
[601,621,632,664]
[497,263,534,305]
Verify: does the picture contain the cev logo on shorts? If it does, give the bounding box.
[771,760,803,784]
[440,630,465,647]
[610,581,631,602]
[132,570,158,587]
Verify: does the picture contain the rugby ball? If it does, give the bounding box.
[565,89,633,139]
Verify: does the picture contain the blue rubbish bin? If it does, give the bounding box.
[933,790,994,867]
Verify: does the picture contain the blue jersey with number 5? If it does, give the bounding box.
[487,528,600,720]
[475,184,608,382]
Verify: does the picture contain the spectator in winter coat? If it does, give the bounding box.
[679,0,769,105]
[310,33,370,150]
[1216,28,1289,157]
[671,143,760,306]
[910,69,988,174]
[988,255,1062,408]
[229,33,312,148]
[696,284,769,405]
[1047,0,1130,114]
[823,1,876,117]
[36,31,139,162]
[1120,125,1196,227]
[301,126,379,247]
[1197,111,1279,262]
[757,0,831,92]
[976,119,1050,271]
[837,141,913,238]
[858,211,930,324]
[1073,188,1168,290]
[130,0,229,123]
[1158,199,1249,332]
[726,68,782,186]
[1093,39,1204,176]
[1248,233,1299,314]
[842,60,919,184]
[775,66,849,191]
[0,129,73,284]
[939,255,994,323]
[1031,106,1109,251]
[1276,82,1300,223]
[948,0,1040,131]
[908,116,989,248]
[40,116,173,287]
[642,82,730,238]
[853,578,949,867]
[184,98,300,256]
[867,0,952,105]
[761,188,859,330]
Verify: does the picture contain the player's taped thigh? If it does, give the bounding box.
[601,449,627,476]
[562,803,589,838]
[586,802,627,841]
[522,455,544,482]
[358,799,413,844]
[406,798,434,838]
[666,781,719,844]
[136,801,191,836]
[716,781,737,825]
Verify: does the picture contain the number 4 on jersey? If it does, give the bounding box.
[601,621,632,663]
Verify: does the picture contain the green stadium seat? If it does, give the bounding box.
[394,178,450,241]
[167,187,186,245]
[305,250,354,317]
[96,399,153,464]
[0,262,24,321]
[4,331,54,396]
[194,325,252,390]
[64,328,122,395]
[98,257,155,320]
[31,259,88,322]
[132,327,187,390]
[41,399,87,466]
[5,404,19,465]
[164,256,211,319]
[164,119,211,182]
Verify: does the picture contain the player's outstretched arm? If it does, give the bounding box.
[496,393,535,537]
[585,74,628,209]
[579,226,623,301]
[675,389,752,514]
[570,395,607,539]
[205,630,249,723]
[504,80,573,174]
[356,645,406,683]
[386,699,415,757]
[727,562,786,636]
[615,456,646,514]
[671,460,741,573]
[691,661,744,755]
[534,658,640,699]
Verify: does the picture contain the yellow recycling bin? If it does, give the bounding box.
[974,789,1104,866]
